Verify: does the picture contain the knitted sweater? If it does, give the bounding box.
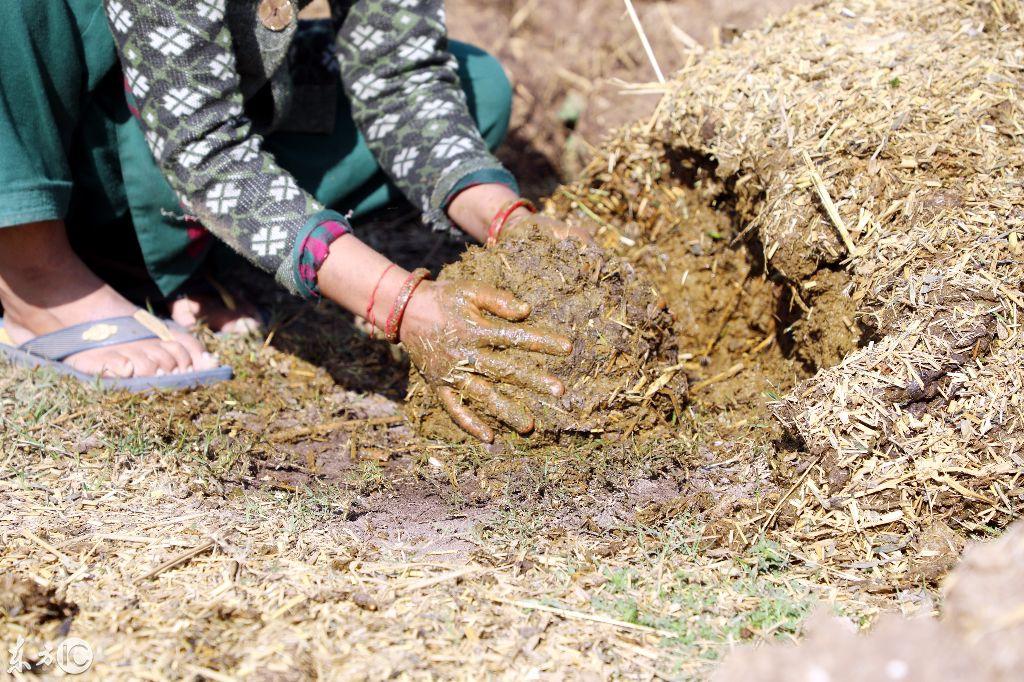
[102,0,514,297]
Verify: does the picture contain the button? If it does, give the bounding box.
[258,0,295,31]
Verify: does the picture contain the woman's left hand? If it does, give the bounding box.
[497,213,597,246]
[400,278,573,443]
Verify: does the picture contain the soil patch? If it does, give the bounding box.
[543,0,1024,585]
[447,0,816,195]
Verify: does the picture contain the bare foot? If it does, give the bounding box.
[169,289,262,336]
[0,221,218,378]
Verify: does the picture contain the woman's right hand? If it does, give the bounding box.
[400,279,573,443]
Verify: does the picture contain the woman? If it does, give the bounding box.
[0,0,585,443]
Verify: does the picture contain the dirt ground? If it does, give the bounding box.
[713,521,1024,682]
[447,0,812,195]
[15,0,998,680]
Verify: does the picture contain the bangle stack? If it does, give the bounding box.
[365,265,432,344]
[487,198,536,246]
[384,267,431,343]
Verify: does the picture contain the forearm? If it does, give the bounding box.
[317,234,411,324]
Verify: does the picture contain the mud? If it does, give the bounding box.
[713,521,1024,682]
[407,226,687,442]
[627,181,809,414]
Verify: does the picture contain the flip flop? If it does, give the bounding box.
[0,310,233,391]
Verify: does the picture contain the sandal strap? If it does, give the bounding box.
[18,315,166,361]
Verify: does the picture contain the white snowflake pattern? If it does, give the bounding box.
[419,100,454,119]
[396,0,419,7]
[401,71,433,95]
[210,52,233,81]
[392,148,420,178]
[351,74,385,99]
[124,66,149,98]
[396,12,416,28]
[398,37,434,62]
[145,131,165,158]
[269,176,301,202]
[350,26,385,51]
[432,136,474,159]
[162,87,202,117]
[228,138,259,163]
[367,113,400,140]
[197,0,225,22]
[251,225,289,257]
[144,110,158,126]
[148,27,192,57]
[106,1,133,33]
[179,140,212,168]
[205,182,241,214]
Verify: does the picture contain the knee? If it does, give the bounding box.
[450,42,513,150]
[474,52,513,127]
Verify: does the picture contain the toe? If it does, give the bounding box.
[160,340,194,373]
[144,345,180,374]
[69,350,134,378]
[220,316,261,335]
[170,329,212,369]
[169,297,201,328]
[104,355,135,378]
[120,347,159,377]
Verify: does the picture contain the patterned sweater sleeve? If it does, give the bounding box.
[102,0,350,299]
[335,0,517,234]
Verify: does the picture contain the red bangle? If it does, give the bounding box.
[384,267,431,343]
[487,198,536,246]
[366,263,396,333]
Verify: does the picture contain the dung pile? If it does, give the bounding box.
[712,520,1024,682]
[550,0,1024,577]
[406,226,687,442]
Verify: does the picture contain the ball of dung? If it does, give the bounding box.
[406,226,687,444]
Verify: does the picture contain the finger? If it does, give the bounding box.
[566,224,598,246]
[470,284,531,322]
[474,352,565,397]
[458,375,535,435]
[438,387,494,443]
[477,322,573,356]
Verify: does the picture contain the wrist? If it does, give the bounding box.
[398,280,440,343]
[446,183,521,242]
[487,199,537,245]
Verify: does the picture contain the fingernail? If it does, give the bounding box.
[156,368,166,376]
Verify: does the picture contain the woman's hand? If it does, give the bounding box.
[400,279,573,443]
[446,184,596,246]
[498,212,596,246]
